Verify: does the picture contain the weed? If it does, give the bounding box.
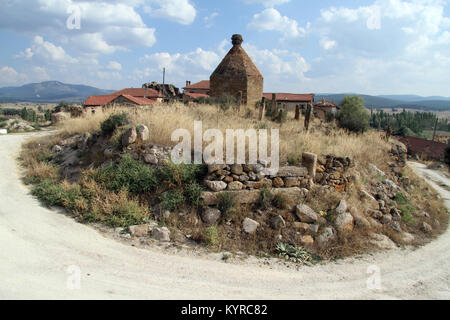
[217,192,236,219]
[203,226,219,247]
[100,113,127,135]
[184,182,204,207]
[258,187,273,210]
[272,193,287,210]
[276,242,316,264]
[160,190,185,211]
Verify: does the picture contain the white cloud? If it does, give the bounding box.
[243,0,290,7]
[16,36,78,64]
[306,0,450,95]
[248,8,306,38]
[204,12,219,28]
[107,61,122,71]
[145,0,197,25]
[320,37,337,50]
[0,0,157,54]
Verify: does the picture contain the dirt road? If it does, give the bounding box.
[0,132,449,299]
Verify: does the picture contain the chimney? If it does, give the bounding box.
[231,34,243,46]
[186,80,191,87]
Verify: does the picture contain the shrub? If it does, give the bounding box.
[218,94,238,111]
[258,187,273,209]
[160,190,185,210]
[184,182,204,207]
[32,179,67,207]
[95,154,157,193]
[336,95,370,133]
[276,242,316,264]
[100,113,127,135]
[272,193,287,209]
[203,226,219,247]
[157,161,206,188]
[87,189,149,227]
[445,145,450,166]
[394,192,416,225]
[217,192,236,219]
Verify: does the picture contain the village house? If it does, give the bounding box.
[182,80,210,102]
[83,87,164,112]
[262,93,315,112]
[314,98,339,121]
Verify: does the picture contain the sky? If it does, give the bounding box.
[0,0,449,96]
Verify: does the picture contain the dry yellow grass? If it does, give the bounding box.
[59,103,391,168]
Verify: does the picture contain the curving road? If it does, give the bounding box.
[0,132,449,299]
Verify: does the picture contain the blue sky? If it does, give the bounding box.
[0,0,449,96]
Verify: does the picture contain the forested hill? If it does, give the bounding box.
[315,94,450,111]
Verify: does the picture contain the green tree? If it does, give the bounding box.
[445,145,450,166]
[336,95,370,133]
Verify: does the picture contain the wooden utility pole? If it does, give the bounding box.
[432,117,438,142]
[162,67,166,85]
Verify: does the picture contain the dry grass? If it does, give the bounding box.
[59,103,391,168]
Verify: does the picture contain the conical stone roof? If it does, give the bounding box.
[210,34,263,106]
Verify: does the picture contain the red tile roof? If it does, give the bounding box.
[263,93,315,102]
[398,136,447,159]
[113,94,157,105]
[84,95,116,106]
[111,88,163,98]
[183,80,210,90]
[184,92,210,99]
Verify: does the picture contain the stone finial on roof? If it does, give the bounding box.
[232,34,243,46]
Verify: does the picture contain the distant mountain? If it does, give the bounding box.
[315,94,450,111]
[0,81,115,103]
[377,95,450,102]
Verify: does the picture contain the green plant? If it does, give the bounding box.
[287,154,300,165]
[95,154,158,194]
[203,226,219,247]
[272,193,287,210]
[336,95,370,133]
[275,242,316,264]
[184,182,204,207]
[160,190,185,210]
[394,192,416,225]
[217,192,236,219]
[258,187,273,209]
[100,113,128,135]
[32,180,66,207]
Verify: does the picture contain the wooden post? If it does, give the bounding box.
[295,104,300,120]
[259,97,266,121]
[271,93,277,118]
[304,103,312,132]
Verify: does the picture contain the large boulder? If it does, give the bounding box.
[243,218,259,234]
[369,233,397,250]
[51,112,70,123]
[316,227,336,248]
[335,200,348,215]
[295,204,319,223]
[136,125,149,143]
[271,215,286,230]
[128,224,149,237]
[335,212,354,234]
[205,180,227,192]
[122,127,137,147]
[152,227,171,242]
[276,166,308,178]
[201,208,221,225]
